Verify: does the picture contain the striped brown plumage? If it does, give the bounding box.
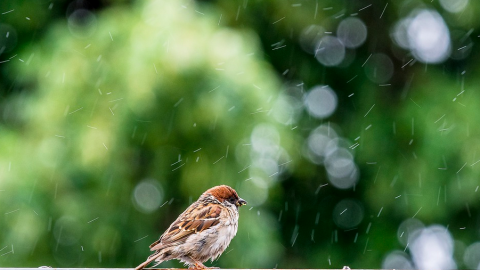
[135,185,247,270]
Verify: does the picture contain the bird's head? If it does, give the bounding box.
[204,185,247,207]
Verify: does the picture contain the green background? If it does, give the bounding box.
[1,0,479,268]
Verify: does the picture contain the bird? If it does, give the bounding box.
[135,185,247,270]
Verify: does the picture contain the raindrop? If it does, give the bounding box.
[450,30,473,60]
[0,24,18,55]
[337,18,367,49]
[315,36,345,66]
[304,85,338,119]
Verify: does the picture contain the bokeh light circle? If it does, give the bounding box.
[325,148,355,178]
[249,157,279,180]
[337,18,367,49]
[391,19,411,49]
[332,199,364,229]
[326,158,359,190]
[407,10,451,63]
[132,179,164,213]
[54,216,81,246]
[272,95,302,125]
[239,177,268,206]
[382,251,414,269]
[364,53,394,84]
[463,242,480,269]
[307,124,338,162]
[325,145,358,189]
[324,137,354,157]
[67,9,98,38]
[304,85,338,119]
[315,36,345,66]
[397,218,425,246]
[299,25,325,54]
[410,225,456,269]
[251,124,280,156]
[439,0,469,13]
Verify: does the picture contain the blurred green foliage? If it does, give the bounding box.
[1,0,480,268]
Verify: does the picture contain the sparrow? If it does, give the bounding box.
[135,185,247,270]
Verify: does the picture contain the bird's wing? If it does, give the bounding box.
[149,202,222,251]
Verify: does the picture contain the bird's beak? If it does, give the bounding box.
[236,198,247,207]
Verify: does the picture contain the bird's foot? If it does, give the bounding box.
[188,259,220,269]
[189,262,207,269]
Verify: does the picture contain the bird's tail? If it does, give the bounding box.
[135,252,162,270]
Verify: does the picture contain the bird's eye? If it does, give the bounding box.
[229,198,236,203]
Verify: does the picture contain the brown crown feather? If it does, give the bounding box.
[204,185,239,202]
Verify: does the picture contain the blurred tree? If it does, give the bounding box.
[0,0,120,99]
[1,0,297,267]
